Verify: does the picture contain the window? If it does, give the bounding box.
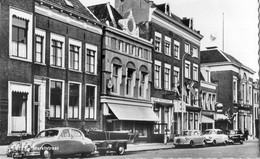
[50,80,64,119]
[193,47,198,58]
[189,113,194,130]
[68,83,81,119]
[164,36,171,56]
[117,40,123,52]
[112,64,122,94]
[139,71,148,98]
[35,29,46,64]
[193,64,198,81]
[71,129,83,138]
[185,43,190,54]
[126,68,135,96]
[50,33,65,67]
[154,61,161,89]
[131,45,136,55]
[173,67,180,87]
[185,61,191,78]
[249,85,252,105]
[154,32,162,52]
[125,43,130,53]
[69,39,81,71]
[85,85,96,119]
[85,43,97,74]
[10,8,33,61]
[137,47,142,57]
[173,40,180,59]
[164,64,171,90]
[194,113,198,130]
[233,78,238,103]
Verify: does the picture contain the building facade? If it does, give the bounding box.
[201,47,255,134]
[89,3,158,142]
[0,0,103,144]
[253,80,259,138]
[200,66,217,132]
[114,0,203,140]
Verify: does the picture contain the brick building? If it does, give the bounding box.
[0,0,103,144]
[88,3,158,142]
[201,47,255,133]
[114,0,203,140]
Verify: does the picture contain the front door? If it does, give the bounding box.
[34,79,46,135]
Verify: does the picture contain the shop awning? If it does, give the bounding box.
[107,104,159,122]
[215,114,228,120]
[201,115,214,123]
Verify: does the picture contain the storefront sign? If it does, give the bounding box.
[151,97,172,104]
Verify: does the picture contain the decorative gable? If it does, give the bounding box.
[118,10,139,37]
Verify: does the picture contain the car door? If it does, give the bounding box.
[193,131,200,145]
[58,129,73,155]
[71,129,86,154]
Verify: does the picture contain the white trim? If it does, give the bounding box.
[68,38,82,72]
[164,63,171,90]
[34,79,46,132]
[50,33,65,68]
[8,81,32,136]
[49,79,65,119]
[165,36,171,42]
[35,28,46,65]
[9,7,33,62]
[68,81,82,120]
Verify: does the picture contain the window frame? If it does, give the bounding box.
[85,84,97,120]
[68,82,82,119]
[193,64,198,81]
[85,43,98,75]
[154,60,162,89]
[35,28,46,64]
[164,36,171,56]
[164,63,171,91]
[154,32,162,52]
[50,33,65,68]
[173,40,180,59]
[185,42,190,54]
[69,38,82,72]
[9,8,33,62]
[185,60,191,79]
[49,79,65,119]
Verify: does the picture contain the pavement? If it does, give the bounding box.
[0,136,257,156]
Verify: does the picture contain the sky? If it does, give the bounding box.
[80,0,259,80]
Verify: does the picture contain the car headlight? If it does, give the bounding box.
[24,143,32,152]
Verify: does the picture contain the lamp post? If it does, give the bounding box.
[181,52,187,132]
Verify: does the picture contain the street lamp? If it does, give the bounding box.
[181,52,187,132]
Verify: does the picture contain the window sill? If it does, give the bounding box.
[10,56,32,63]
[84,119,98,122]
[85,72,97,76]
[50,66,66,70]
[68,118,82,122]
[34,62,46,66]
[69,69,82,73]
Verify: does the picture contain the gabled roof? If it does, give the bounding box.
[88,3,123,29]
[40,0,97,21]
[201,47,254,73]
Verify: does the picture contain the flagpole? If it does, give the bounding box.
[222,12,224,52]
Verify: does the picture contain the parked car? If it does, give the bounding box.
[174,130,207,148]
[203,129,228,146]
[6,127,95,158]
[225,130,244,144]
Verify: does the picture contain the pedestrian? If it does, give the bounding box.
[244,128,249,140]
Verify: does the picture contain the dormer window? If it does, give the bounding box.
[165,3,170,16]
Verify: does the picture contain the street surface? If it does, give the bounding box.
[92,141,259,159]
[0,140,258,159]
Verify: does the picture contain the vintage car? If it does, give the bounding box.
[6,127,95,158]
[225,129,244,144]
[173,130,207,148]
[203,129,229,146]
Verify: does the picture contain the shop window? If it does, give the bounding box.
[85,85,96,119]
[68,83,80,119]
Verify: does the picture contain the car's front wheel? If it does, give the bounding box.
[40,145,53,159]
[212,140,217,146]
[240,140,243,144]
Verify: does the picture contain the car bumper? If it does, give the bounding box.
[7,151,40,157]
[205,139,214,144]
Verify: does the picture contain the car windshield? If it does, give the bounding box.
[203,130,213,135]
[180,131,192,136]
[36,130,59,138]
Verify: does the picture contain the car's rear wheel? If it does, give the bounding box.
[223,140,227,146]
[116,144,125,155]
[40,145,53,159]
[190,140,195,148]
[202,140,207,147]
[240,140,243,144]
